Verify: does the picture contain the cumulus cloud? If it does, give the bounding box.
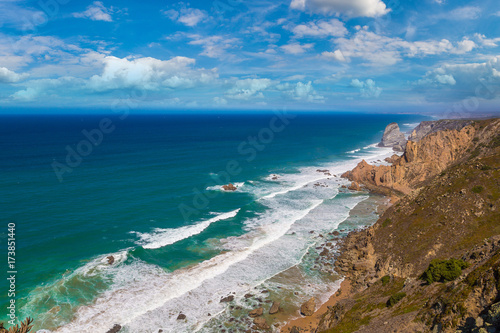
[291,19,347,38]
[163,7,208,27]
[350,79,382,98]
[321,50,346,62]
[73,1,114,22]
[331,29,480,66]
[88,56,218,92]
[415,56,500,101]
[280,42,314,54]
[226,78,273,100]
[0,67,28,83]
[291,0,390,18]
[281,81,324,102]
[186,35,240,59]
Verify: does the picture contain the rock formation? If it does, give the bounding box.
[269,301,280,314]
[300,118,500,333]
[253,317,270,329]
[342,119,500,195]
[248,307,263,317]
[378,122,407,152]
[222,183,237,191]
[408,119,473,142]
[300,297,316,316]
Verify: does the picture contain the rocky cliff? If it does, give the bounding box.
[342,119,500,196]
[307,118,500,333]
[378,122,407,152]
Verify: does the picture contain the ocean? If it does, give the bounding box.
[0,111,427,332]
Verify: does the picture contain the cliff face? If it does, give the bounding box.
[314,118,500,333]
[343,119,500,195]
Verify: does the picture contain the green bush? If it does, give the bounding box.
[420,259,469,284]
[387,292,406,307]
[472,186,484,193]
[381,275,391,286]
[382,218,392,227]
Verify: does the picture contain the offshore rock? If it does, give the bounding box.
[378,123,406,151]
[222,183,237,191]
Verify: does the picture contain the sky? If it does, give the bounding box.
[0,0,500,113]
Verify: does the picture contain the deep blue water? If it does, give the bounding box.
[0,112,427,331]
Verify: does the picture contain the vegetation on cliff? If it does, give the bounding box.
[315,118,500,333]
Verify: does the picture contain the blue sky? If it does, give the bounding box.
[0,0,500,113]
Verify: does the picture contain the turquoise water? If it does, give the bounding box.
[0,112,426,332]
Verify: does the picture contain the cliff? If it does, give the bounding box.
[342,119,500,195]
[284,118,500,333]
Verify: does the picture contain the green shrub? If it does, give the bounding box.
[382,218,392,227]
[420,259,469,284]
[387,292,406,307]
[381,275,391,286]
[472,186,484,193]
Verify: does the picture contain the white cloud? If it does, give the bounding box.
[292,19,347,38]
[280,42,314,54]
[350,79,382,98]
[447,6,481,20]
[291,0,390,18]
[213,97,228,105]
[0,67,28,83]
[73,1,113,22]
[321,50,346,62]
[163,7,208,27]
[226,78,273,100]
[415,56,500,100]
[332,29,480,66]
[88,56,218,92]
[187,35,240,59]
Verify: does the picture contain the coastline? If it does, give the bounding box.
[278,191,395,333]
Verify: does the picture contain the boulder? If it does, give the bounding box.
[269,301,280,314]
[222,183,237,191]
[106,324,122,333]
[253,317,270,330]
[177,313,186,320]
[348,181,361,191]
[378,123,406,152]
[300,297,316,316]
[107,256,115,265]
[220,295,234,303]
[249,307,263,317]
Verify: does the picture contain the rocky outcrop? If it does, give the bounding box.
[348,181,361,191]
[342,119,492,195]
[378,123,407,152]
[222,183,237,191]
[105,324,122,333]
[300,297,316,316]
[312,118,500,333]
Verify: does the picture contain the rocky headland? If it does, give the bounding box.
[284,118,500,333]
[378,122,407,152]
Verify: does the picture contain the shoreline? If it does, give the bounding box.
[278,190,395,332]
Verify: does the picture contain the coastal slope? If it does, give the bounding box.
[288,118,500,333]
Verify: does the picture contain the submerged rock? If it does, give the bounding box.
[269,301,280,314]
[253,316,270,329]
[300,297,316,316]
[249,307,263,317]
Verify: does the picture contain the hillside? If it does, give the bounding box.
[289,118,500,333]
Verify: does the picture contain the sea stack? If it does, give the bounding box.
[378,122,406,152]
